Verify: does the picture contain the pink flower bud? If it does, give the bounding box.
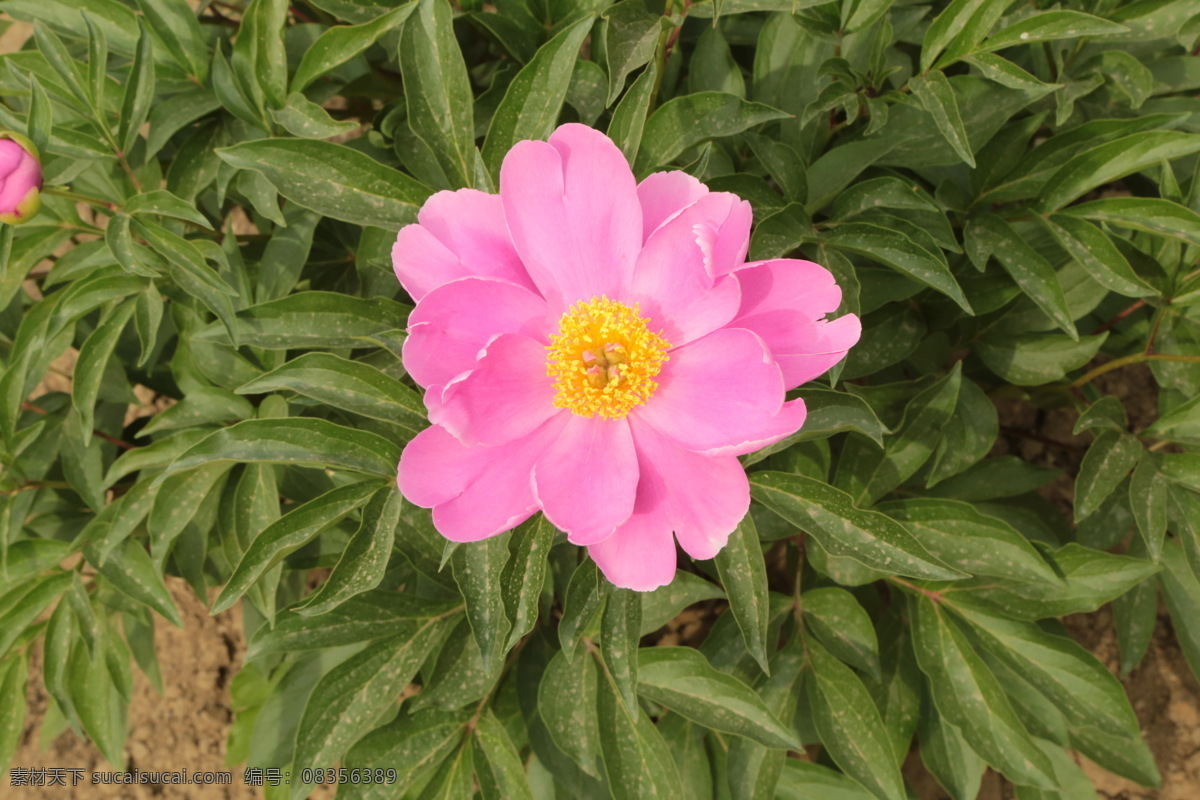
[0,132,43,226]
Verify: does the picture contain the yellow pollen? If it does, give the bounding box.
[546,296,670,419]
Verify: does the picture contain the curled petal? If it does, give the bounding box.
[404,277,554,388]
[392,189,535,302]
[636,170,709,242]
[501,124,642,310]
[638,327,807,456]
[732,259,861,388]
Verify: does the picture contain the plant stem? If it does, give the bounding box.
[1071,352,1200,389]
[44,187,116,208]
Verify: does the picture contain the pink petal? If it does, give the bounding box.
[637,328,807,456]
[428,333,557,447]
[0,154,39,211]
[0,140,22,177]
[635,417,749,560]
[636,171,709,241]
[627,194,749,344]
[732,260,861,389]
[398,415,568,542]
[587,511,678,592]
[500,124,642,310]
[404,277,554,388]
[392,189,536,302]
[588,419,750,589]
[532,414,638,545]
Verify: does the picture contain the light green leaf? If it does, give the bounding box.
[602,0,662,105]
[602,586,642,712]
[501,514,557,650]
[968,213,1074,337]
[118,18,154,154]
[1075,431,1141,520]
[473,708,534,800]
[980,11,1127,51]
[200,291,408,350]
[1059,196,1200,248]
[0,655,27,781]
[1043,214,1156,298]
[1039,132,1200,211]
[539,648,602,777]
[269,92,359,139]
[976,332,1108,386]
[71,298,136,442]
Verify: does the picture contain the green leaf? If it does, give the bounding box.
[558,560,606,658]
[269,92,359,139]
[976,332,1108,386]
[539,648,602,777]
[927,378,997,487]
[292,4,415,92]
[776,760,876,800]
[911,598,1056,788]
[951,601,1152,772]
[968,213,1074,338]
[806,639,905,800]
[910,71,975,167]
[879,499,1062,587]
[232,0,288,110]
[831,177,941,220]
[502,514,557,651]
[126,190,215,231]
[1161,539,1200,687]
[1075,431,1141,520]
[639,571,724,635]
[1145,395,1200,446]
[236,352,425,434]
[751,472,966,581]
[216,139,432,228]
[964,53,1058,91]
[0,572,71,661]
[71,298,136,443]
[1043,214,1156,298]
[920,0,1007,72]
[637,647,801,749]
[200,291,409,350]
[161,418,400,479]
[481,17,593,177]
[453,534,513,667]
[66,635,126,767]
[918,696,985,800]
[211,480,381,614]
[293,619,453,773]
[635,93,789,174]
[0,655,27,781]
[607,61,657,165]
[294,488,403,615]
[1059,196,1200,248]
[596,650,685,799]
[1038,131,1200,211]
[134,0,207,79]
[819,222,972,313]
[473,708,534,800]
[344,708,471,795]
[89,540,182,627]
[246,592,460,659]
[715,515,771,674]
[969,543,1160,620]
[802,588,881,679]
[118,18,154,154]
[147,463,231,569]
[980,11,1127,51]
[401,0,477,188]
[602,586,642,713]
[602,0,662,105]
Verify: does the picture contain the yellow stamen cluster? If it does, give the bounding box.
[546,296,670,419]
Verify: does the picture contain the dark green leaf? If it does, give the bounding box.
[635,93,789,174]
[715,515,771,674]
[453,534,512,667]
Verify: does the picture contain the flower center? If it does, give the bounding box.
[546,296,670,419]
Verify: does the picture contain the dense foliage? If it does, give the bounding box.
[2,0,1200,797]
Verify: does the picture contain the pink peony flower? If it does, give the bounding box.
[394,124,860,591]
[0,132,42,226]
